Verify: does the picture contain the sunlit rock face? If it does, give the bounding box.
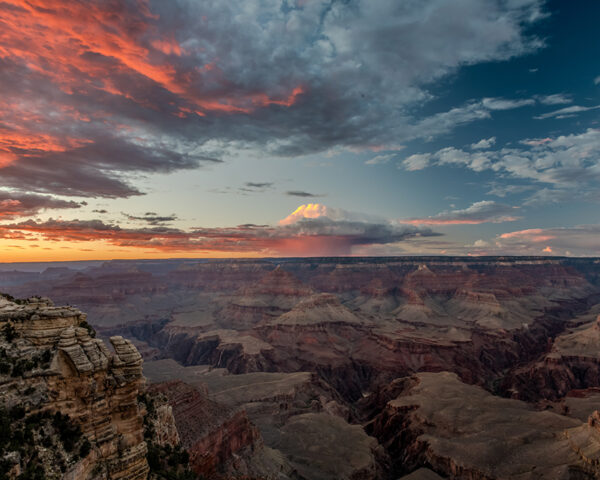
[0,295,148,479]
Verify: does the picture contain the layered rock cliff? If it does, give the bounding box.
[0,295,149,479]
[147,380,293,479]
[3,258,600,479]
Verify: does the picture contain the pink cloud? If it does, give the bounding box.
[499,229,556,242]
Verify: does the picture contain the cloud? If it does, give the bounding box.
[285,191,324,198]
[534,104,600,120]
[595,75,600,85]
[537,93,572,105]
[239,182,274,193]
[472,239,490,247]
[365,154,395,165]
[245,182,273,189]
[402,153,431,171]
[471,137,496,149]
[486,183,534,197]
[402,128,600,202]
[499,228,556,242]
[0,191,80,219]
[497,225,600,256]
[0,204,440,256]
[521,188,572,206]
[0,0,545,199]
[481,98,535,110]
[279,203,384,226]
[435,147,495,172]
[408,92,583,144]
[403,200,520,225]
[124,212,178,225]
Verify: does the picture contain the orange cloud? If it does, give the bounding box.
[499,229,556,243]
[279,203,331,225]
[0,0,303,117]
[0,125,91,167]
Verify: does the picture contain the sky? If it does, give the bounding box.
[0,0,599,260]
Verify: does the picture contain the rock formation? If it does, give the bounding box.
[3,257,600,479]
[367,372,600,479]
[147,380,293,479]
[0,295,149,479]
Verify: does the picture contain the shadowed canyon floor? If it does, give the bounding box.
[2,257,600,479]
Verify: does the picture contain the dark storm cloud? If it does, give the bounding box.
[0,0,545,200]
[0,191,80,219]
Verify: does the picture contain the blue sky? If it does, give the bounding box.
[0,0,598,259]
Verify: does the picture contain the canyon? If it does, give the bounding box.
[2,256,600,479]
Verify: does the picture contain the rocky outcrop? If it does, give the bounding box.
[143,393,180,448]
[0,295,149,479]
[367,372,600,479]
[502,312,600,401]
[147,380,265,478]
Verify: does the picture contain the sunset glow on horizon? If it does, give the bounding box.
[0,0,599,260]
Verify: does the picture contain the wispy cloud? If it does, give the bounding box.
[238,182,274,194]
[486,184,534,198]
[401,153,431,171]
[481,98,535,110]
[365,154,395,165]
[534,104,600,120]
[400,128,600,203]
[124,212,178,225]
[497,225,600,256]
[537,93,572,105]
[403,201,520,225]
[285,191,324,198]
[471,137,496,149]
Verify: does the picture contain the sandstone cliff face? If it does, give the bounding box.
[0,295,149,479]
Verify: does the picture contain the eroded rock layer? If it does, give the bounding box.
[366,372,600,479]
[3,257,600,479]
[0,295,148,479]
